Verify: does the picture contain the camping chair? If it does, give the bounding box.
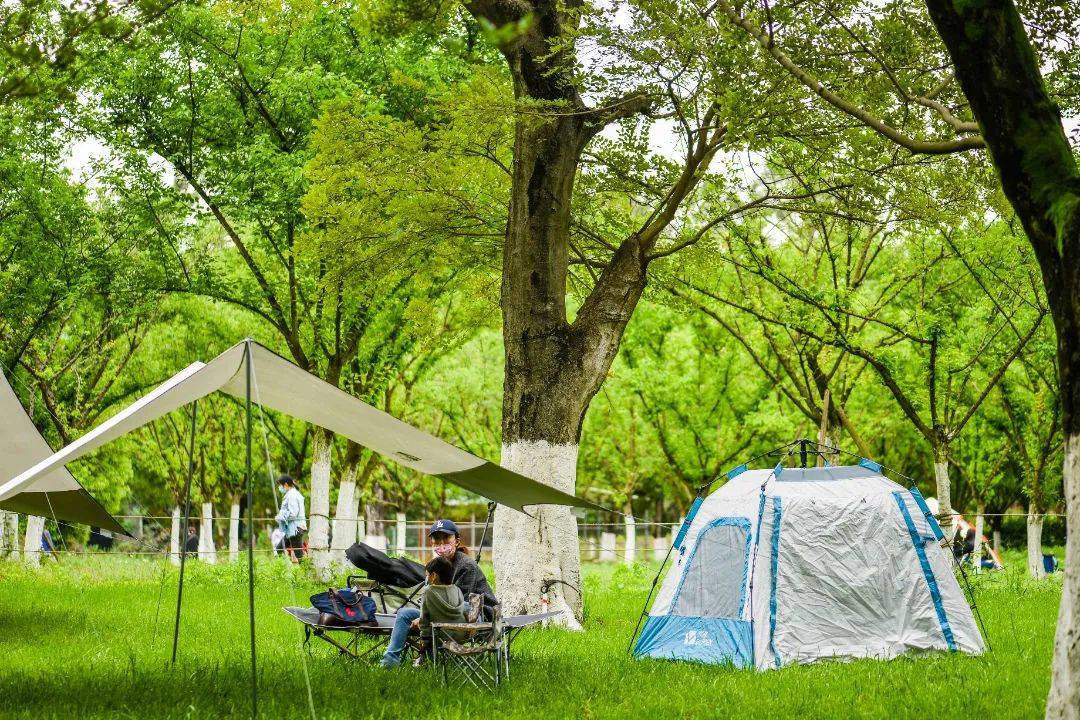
[347,575,422,614]
[431,605,507,690]
[282,607,422,661]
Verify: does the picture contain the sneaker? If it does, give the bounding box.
[379,657,400,669]
[411,656,424,668]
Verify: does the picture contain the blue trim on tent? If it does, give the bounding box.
[726,464,749,480]
[858,457,883,473]
[673,496,704,550]
[773,461,784,477]
[908,486,945,540]
[768,497,783,668]
[894,492,957,651]
[671,517,752,612]
[633,615,753,667]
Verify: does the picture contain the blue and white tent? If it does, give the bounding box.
[633,461,984,669]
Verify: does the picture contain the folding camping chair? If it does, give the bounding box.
[347,575,423,614]
[430,608,563,689]
[431,605,507,690]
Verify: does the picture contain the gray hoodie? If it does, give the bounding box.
[419,583,467,633]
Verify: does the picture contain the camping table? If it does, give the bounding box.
[283,608,421,661]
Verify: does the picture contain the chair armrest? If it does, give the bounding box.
[430,622,494,632]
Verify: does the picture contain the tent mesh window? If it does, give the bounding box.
[674,520,748,618]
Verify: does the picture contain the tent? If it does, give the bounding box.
[0,340,604,513]
[0,366,125,535]
[631,453,985,669]
[0,339,600,717]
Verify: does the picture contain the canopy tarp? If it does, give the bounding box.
[0,368,127,535]
[0,340,605,513]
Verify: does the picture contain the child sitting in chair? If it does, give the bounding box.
[415,555,467,659]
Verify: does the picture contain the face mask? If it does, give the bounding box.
[433,542,455,558]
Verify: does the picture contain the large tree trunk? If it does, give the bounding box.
[921,3,1080,717]
[308,428,333,580]
[1028,503,1047,580]
[5,511,19,560]
[23,515,44,567]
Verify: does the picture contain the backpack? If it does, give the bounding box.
[310,587,377,625]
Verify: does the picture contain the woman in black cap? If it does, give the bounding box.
[380,518,498,668]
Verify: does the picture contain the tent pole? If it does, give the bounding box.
[171,400,198,664]
[474,501,496,564]
[245,342,258,717]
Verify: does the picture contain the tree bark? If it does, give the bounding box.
[920,3,1080,716]
[1028,503,1047,580]
[308,427,333,580]
[23,515,44,567]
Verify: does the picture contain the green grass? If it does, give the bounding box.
[0,550,1062,719]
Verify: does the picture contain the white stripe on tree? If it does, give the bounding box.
[170,506,181,566]
[1047,432,1080,719]
[199,502,217,564]
[229,502,240,563]
[308,428,333,580]
[23,514,44,567]
[1028,504,1047,580]
[331,476,357,573]
[494,440,583,630]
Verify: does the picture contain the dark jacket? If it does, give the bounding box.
[450,550,498,616]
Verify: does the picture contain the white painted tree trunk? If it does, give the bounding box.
[993,529,1001,556]
[365,534,387,552]
[933,451,955,537]
[395,512,407,556]
[623,514,636,565]
[653,535,667,562]
[972,506,985,574]
[493,441,583,629]
[6,512,19,560]
[228,502,240,563]
[331,477,357,573]
[170,506,181,567]
[23,515,45,567]
[1047,433,1080,719]
[308,429,333,580]
[1028,505,1047,580]
[0,511,10,558]
[599,533,617,562]
[199,503,217,564]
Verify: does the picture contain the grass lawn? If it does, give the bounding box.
[0,549,1061,719]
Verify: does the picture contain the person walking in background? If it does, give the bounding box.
[275,475,307,562]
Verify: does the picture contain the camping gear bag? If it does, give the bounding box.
[310,588,377,625]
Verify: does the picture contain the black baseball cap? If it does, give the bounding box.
[428,519,459,537]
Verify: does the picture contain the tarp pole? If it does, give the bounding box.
[245,342,258,717]
[474,501,496,564]
[171,400,198,664]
